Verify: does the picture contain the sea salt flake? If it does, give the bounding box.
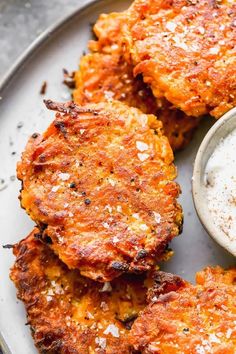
[51,186,59,192]
[58,235,64,243]
[80,129,85,134]
[104,90,115,100]
[153,212,161,223]
[138,114,148,127]
[198,26,205,35]
[104,324,120,338]
[95,337,107,350]
[226,328,232,339]
[105,205,112,213]
[100,301,109,311]
[58,173,70,181]
[209,333,220,343]
[102,222,110,229]
[196,345,206,354]
[209,47,219,55]
[136,141,149,152]
[173,36,188,51]
[219,40,225,45]
[112,236,119,243]
[100,282,112,292]
[111,44,119,51]
[140,223,148,231]
[51,281,64,295]
[47,289,54,296]
[166,21,177,32]
[132,213,140,220]
[116,205,122,212]
[138,153,149,161]
[87,311,94,319]
[107,178,116,186]
[46,295,53,302]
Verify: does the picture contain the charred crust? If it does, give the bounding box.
[34,232,43,241]
[54,121,67,136]
[2,244,14,249]
[111,261,129,271]
[42,234,53,245]
[63,69,76,89]
[39,223,48,232]
[117,314,138,330]
[147,271,186,302]
[178,215,184,234]
[44,100,100,116]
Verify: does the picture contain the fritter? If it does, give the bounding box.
[17,100,182,282]
[73,12,200,151]
[130,267,236,353]
[123,0,236,118]
[10,229,149,354]
[89,12,125,54]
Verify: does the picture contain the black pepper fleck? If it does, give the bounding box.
[183,328,189,333]
[69,182,76,188]
[136,249,148,259]
[17,122,24,129]
[84,198,91,205]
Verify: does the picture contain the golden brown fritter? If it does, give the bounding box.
[130,267,236,353]
[123,0,236,118]
[73,12,200,151]
[89,12,125,54]
[10,229,149,354]
[17,100,182,282]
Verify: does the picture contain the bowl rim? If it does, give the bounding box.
[192,107,236,257]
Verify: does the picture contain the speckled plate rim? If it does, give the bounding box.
[0,1,111,352]
[192,107,236,258]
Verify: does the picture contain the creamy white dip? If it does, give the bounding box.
[205,129,236,241]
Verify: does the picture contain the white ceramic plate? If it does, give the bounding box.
[0,0,235,353]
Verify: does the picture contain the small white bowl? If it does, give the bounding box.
[192,107,236,257]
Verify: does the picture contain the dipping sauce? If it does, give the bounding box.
[205,129,236,241]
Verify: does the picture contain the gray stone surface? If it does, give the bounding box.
[0,0,91,80]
